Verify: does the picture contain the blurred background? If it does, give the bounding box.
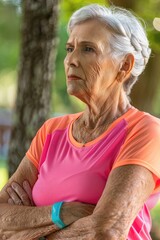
[0,0,160,238]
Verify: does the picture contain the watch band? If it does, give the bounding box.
[51,201,66,229]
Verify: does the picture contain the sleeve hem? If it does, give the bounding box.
[26,152,39,170]
[112,159,160,178]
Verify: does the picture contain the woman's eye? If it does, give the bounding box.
[84,46,94,52]
[66,47,73,53]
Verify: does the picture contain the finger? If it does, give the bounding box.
[7,187,22,205]
[11,182,31,206]
[8,198,14,205]
[23,180,34,205]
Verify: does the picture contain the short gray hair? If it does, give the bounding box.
[67,4,151,94]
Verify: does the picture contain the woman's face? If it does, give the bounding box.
[64,19,120,103]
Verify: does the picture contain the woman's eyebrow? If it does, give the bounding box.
[65,42,73,46]
[66,41,98,47]
[80,41,97,45]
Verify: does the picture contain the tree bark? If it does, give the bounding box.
[8,0,59,176]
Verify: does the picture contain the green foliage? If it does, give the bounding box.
[0,70,17,107]
[0,0,160,113]
[60,0,107,24]
[149,31,160,52]
[0,158,8,190]
[0,2,20,70]
[151,202,160,223]
[136,0,160,52]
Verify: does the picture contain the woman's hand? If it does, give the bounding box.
[0,157,59,238]
[6,180,34,206]
[47,215,104,240]
[47,204,97,240]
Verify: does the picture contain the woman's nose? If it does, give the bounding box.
[65,51,79,67]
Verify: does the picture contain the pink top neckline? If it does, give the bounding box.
[68,106,135,148]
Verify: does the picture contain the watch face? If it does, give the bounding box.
[153,18,160,31]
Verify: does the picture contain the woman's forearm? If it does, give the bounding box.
[46,203,95,239]
[1,178,95,239]
[0,202,95,239]
[0,203,72,240]
[0,225,56,240]
[46,215,99,240]
[0,203,53,231]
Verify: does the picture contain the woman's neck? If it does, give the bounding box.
[81,90,131,130]
[72,88,131,144]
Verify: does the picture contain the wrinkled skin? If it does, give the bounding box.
[64,19,123,107]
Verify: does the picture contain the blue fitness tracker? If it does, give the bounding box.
[51,201,66,229]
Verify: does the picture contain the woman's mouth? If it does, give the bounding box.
[67,75,81,81]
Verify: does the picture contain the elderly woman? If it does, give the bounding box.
[0,4,160,240]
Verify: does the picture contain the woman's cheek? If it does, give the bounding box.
[87,63,101,82]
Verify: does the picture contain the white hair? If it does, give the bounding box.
[67,4,151,94]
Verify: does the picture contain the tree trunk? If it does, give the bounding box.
[8,0,59,176]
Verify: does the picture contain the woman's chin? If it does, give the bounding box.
[67,88,76,96]
[67,86,80,97]
[68,89,86,103]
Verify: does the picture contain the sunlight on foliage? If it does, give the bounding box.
[60,0,107,23]
[151,201,160,222]
[0,70,17,107]
[0,167,8,190]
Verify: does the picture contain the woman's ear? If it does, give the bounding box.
[116,54,135,83]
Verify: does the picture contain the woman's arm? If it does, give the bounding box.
[0,156,95,239]
[5,183,95,240]
[0,156,59,239]
[47,164,155,240]
[0,156,38,204]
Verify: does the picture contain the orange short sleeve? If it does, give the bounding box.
[26,121,47,169]
[112,116,160,190]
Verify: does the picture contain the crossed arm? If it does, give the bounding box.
[0,156,155,240]
[48,164,155,240]
[0,156,95,240]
